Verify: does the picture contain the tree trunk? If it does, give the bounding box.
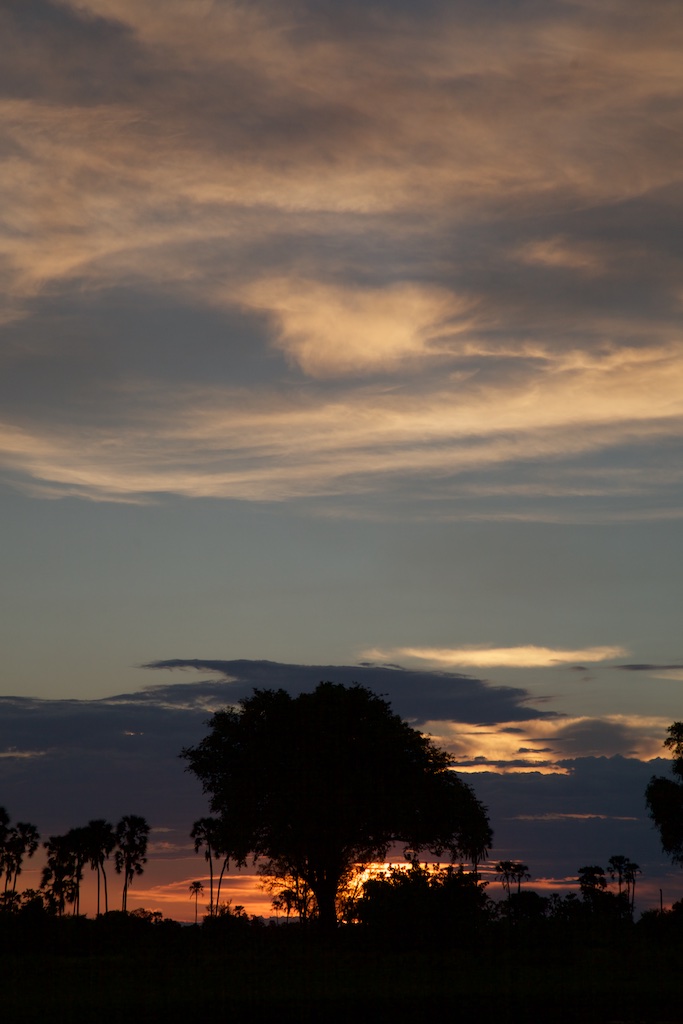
[216,858,228,911]
[208,849,214,916]
[312,878,338,934]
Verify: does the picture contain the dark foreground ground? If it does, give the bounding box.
[3,918,683,1024]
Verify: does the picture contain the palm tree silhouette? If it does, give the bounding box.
[191,817,220,916]
[608,854,628,896]
[189,880,204,924]
[0,808,13,894]
[512,861,530,894]
[7,821,40,893]
[459,800,493,883]
[114,815,150,912]
[65,827,91,915]
[496,859,530,898]
[624,859,641,914]
[577,864,607,912]
[0,809,14,909]
[85,820,116,915]
[41,834,78,916]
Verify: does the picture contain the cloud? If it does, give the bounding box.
[0,659,565,840]
[512,813,639,822]
[472,755,674,901]
[425,713,671,771]
[0,749,46,760]
[0,657,563,852]
[2,343,683,518]
[362,645,627,668]
[141,658,558,726]
[2,0,681,301]
[477,753,670,823]
[0,0,145,107]
[0,1,682,519]
[0,694,208,834]
[239,278,471,377]
[615,663,683,671]
[614,664,683,682]
[514,236,607,274]
[138,661,671,772]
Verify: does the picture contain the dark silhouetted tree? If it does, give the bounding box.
[607,852,641,913]
[460,810,494,882]
[357,861,490,946]
[608,854,628,896]
[2,817,39,895]
[191,817,222,916]
[190,817,232,913]
[189,880,204,924]
[41,834,78,916]
[64,826,90,915]
[258,857,318,923]
[624,858,641,914]
[0,807,9,849]
[0,809,15,893]
[646,722,683,864]
[511,861,530,894]
[115,815,150,911]
[1,808,14,895]
[85,819,116,915]
[578,864,608,914]
[0,889,21,914]
[12,822,40,892]
[214,846,231,913]
[182,682,492,931]
[496,859,530,898]
[578,864,607,896]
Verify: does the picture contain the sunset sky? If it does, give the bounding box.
[2,0,683,921]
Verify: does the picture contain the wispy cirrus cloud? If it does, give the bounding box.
[1,1,682,521]
[2,344,683,517]
[0,749,46,760]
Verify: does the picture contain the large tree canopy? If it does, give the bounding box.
[646,722,683,865]
[181,682,492,930]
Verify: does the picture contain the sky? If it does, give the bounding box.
[2,0,683,921]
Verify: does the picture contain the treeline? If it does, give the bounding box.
[0,807,150,916]
[4,857,683,958]
[4,695,683,944]
[241,855,648,942]
[350,859,648,946]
